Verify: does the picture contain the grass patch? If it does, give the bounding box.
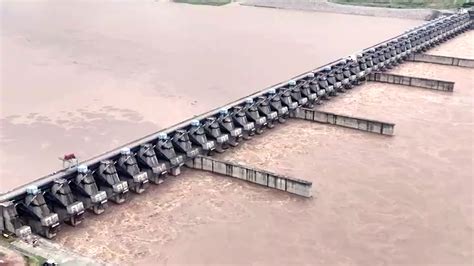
[24,254,43,266]
[173,0,231,6]
[330,0,467,9]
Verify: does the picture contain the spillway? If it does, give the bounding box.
[1,10,472,264]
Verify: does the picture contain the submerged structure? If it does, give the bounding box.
[1,10,473,242]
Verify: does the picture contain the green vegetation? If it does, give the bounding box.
[24,254,43,266]
[173,0,231,6]
[330,0,469,9]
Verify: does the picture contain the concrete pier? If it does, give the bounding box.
[407,53,474,68]
[368,72,455,92]
[294,108,395,135]
[188,156,312,197]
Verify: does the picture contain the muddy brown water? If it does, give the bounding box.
[2,1,472,266]
[54,33,473,265]
[0,1,421,192]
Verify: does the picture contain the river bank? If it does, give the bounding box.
[240,0,442,19]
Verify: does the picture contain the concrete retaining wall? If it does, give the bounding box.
[189,156,312,197]
[407,53,474,68]
[9,237,102,265]
[368,72,454,91]
[294,108,395,135]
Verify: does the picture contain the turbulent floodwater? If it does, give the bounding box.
[55,32,473,265]
[3,1,472,266]
[0,0,421,192]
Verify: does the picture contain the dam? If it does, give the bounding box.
[1,2,473,265]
